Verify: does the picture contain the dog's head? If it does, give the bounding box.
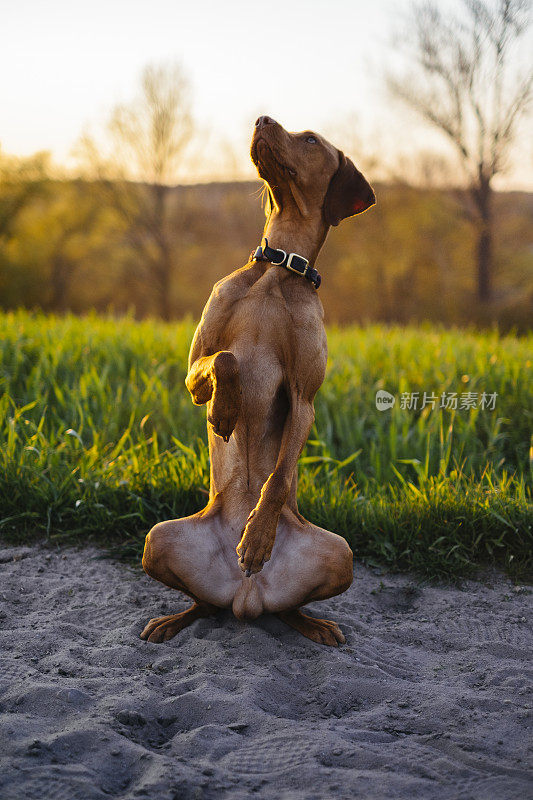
[250,116,375,225]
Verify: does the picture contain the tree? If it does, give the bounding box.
[387,0,533,302]
[43,181,110,312]
[81,63,193,319]
[0,149,51,307]
[0,149,50,241]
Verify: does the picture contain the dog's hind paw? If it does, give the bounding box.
[140,603,216,643]
[277,609,346,647]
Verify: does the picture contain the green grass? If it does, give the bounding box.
[0,310,531,579]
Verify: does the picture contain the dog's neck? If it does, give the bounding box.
[262,207,329,269]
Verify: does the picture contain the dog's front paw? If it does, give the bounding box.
[207,386,241,442]
[236,509,276,575]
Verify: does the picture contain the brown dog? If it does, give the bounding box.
[141,116,375,646]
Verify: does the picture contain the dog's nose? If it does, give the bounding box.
[255,115,276,129]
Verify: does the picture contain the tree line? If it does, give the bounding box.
[1,1,531,329]
[1,167,531,329]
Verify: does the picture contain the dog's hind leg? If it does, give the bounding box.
[259,511,354,647]
[140,547,219,643]
[140,503,241,643]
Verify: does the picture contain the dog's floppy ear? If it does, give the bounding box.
[323,151,375,227]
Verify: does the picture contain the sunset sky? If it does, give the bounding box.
[2,0,532,187]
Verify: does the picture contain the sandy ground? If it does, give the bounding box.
[0,544,531,800]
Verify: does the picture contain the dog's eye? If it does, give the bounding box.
[306,136,317,144]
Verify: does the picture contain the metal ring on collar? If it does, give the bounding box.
[269,249,287,266]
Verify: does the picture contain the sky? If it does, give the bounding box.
[1,0,532,187]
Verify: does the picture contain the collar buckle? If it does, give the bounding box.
[253,237,321,289]
[285,252,309,277]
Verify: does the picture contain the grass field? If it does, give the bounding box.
[0,310,531,579]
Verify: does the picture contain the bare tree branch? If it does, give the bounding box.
[77,63,194,318]
[386,0,532,302]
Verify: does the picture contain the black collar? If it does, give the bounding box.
[252,237,321,289]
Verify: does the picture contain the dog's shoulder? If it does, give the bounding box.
[210,262,263,306]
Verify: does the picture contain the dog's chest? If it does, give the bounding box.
[227,280,322,351]
[216,274,327,407]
